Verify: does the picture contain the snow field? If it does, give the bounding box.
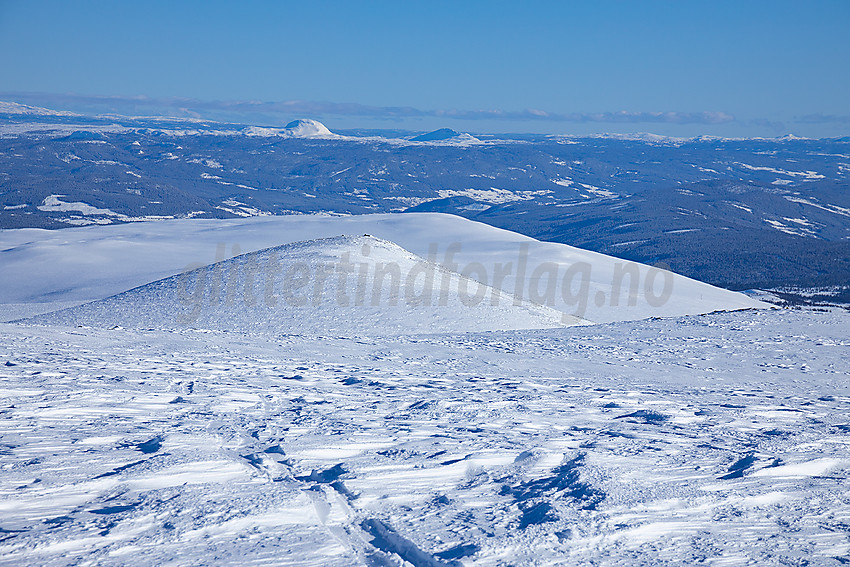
[0,307,848,565]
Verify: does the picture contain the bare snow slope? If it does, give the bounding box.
[27,235,578,334]
[0,213,765,323]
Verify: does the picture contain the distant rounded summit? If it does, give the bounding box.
[411,128,461,142]
[410,128,481,144]
[28,235,575,335]
[283,119,333,138]
[242,119,337,139]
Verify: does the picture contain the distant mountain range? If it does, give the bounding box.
[1,102,848,292]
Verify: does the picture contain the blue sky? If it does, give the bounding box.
[1,0,848,137]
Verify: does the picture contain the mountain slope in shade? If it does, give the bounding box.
[27,235,581,335]
[411,128,462,141]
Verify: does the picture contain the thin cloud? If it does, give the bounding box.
[0,92,736,126]
[748,118,787,133]
[566,110,735,125]
[796,113,850,125]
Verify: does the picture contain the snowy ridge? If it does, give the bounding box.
[547,132,819,145]
[410,128,483,145]
[0,213,767,323]
[27,235,579,335]
[0,100,80,117]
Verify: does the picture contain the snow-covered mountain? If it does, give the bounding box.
[29,235,580,334]
[1,213,765,324]
[410,128,481,144]
[242,118,339,138]
[283,118,335,138]
[411,127,463,141]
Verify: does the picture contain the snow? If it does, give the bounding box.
[28,235,579,334]
[736,162,825,180]
[283,119,336,138]
[459,203,491,212]
[436,187,529,204]
[1,102,846,563]
[783,216,814,227]
[215,199,270,217]
[411,128,462,142]
[187,157,223,168]
[0,122,132,138]
[0,213,765,324]
[728,202,753,213]
[0,210,843,566]
[0,306,848,565]
[12,212,836,567]
[410,128,482,145]
[665,228,700,234]
[29,195,176,227]
[578,182,618,198]
[783,195,850,218]
[764,218,815,238]
[36,194,120,216]
[241,120,339,139]
[0,101,79,116]
[330,166,353,177]
[751,458,843,478]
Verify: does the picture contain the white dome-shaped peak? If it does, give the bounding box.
[27,234,579,336]
[283,119,335,138]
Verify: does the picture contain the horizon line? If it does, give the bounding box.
[1,92,849,140]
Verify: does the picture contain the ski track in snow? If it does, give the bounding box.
[0,307,848,565]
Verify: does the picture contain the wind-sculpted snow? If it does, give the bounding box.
[0,307,848,565]
[26,235,579,334]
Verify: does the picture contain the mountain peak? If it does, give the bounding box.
[411,128,461,142]
[283,119,334,138]
[27,235,576,335]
